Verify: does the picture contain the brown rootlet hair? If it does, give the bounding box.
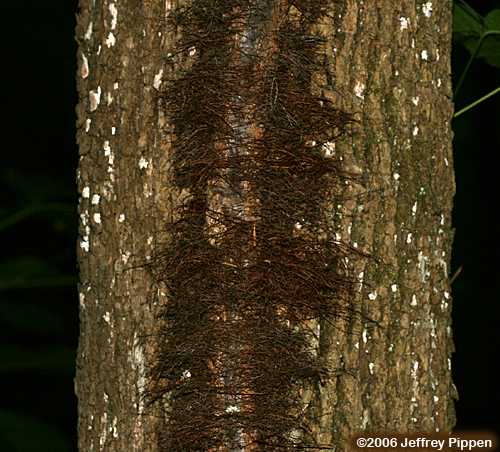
[148,0,357,449]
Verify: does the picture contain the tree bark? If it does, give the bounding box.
[75,0,456,451]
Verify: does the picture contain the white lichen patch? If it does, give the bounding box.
[85,21,93,40]
[406,232,413,244]
[112,417,118,438]
[99,412,108,447]
[188,46,197,56]
[391,284,398,293]
[368,362,375,375]
[368,291,377,301]
[361,409,370,429]
[138,157,149,170]
[81,53,89,79]
[109,3,118,30]
[399,17,409,30]
[121,251,131,265]
[362,329,368,344]
[411,294,418,306]
[107,92,113,106]
[113,82,119,90]
[132,334,146,414]
[93,213,101,224]
[103,312,111,324]
[354,81,365,99]
[413,126,419,136]
[89,86,101,112]
[80,238,90,252]
[225,405,240,414]
[411,96,419,106]
[85,118,91,132]
[106,32,116,48]
[422,2,433,17]
[417,251,429,281]
[412,201,418,215]
[82,186,90,198]
[80,213,88,226]
[153,69,163,90]
[393,172,400,181]
[118,213,126,223]
[91,194,100,205]
[323,141,335,157]
[421,50,428,60]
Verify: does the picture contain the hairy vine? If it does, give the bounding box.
[148,0,356,449]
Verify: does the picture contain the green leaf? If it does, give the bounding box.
[453,2,500,70]
[480,9,500,68]
[453,1,484,43]
[485,9,500,30]
[0,410,71,452]
[0,345,74,374]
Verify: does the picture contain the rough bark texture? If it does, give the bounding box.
[75,0,456,451]
[307,1,457,446]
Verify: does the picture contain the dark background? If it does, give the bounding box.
[0,0,498,450]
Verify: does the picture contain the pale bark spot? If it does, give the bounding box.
[422,2,433,18]
[89,87,101,112]
[109,3,118,30]
[354,81,365,99]
[138,157,149,169]
[81,53,89,79]
[85,21,93,40]
[106,32,116,48]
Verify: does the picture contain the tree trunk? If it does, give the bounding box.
[75,0,456,451]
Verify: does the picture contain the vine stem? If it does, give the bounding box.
[454,85,500,118]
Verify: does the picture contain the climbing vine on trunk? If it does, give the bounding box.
[148,1,356,450]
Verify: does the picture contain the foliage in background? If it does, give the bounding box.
[453,0,500,115]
